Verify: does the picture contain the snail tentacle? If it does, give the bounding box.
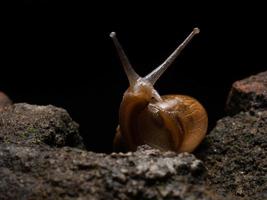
[110,32,140,86]
[145,28,200,85]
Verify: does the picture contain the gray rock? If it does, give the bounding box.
[0,144,229,200]
[196,110,267,200]
[2,70,267,200]
[0,103,230,199]
[0,103,84,149]
[196,72,267,200]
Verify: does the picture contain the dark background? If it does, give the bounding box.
[1,2,266,152]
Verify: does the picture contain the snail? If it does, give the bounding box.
[110,28,208,153]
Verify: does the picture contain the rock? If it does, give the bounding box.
[0,102,231,200]
[226,71,267,115]
[0,103,84,149]
[2,69,266,200]
[0,91,12,111]
[196,110,267,200]
[0,144,230,200]
[196,71,267,199]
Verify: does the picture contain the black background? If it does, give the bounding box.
[1,1,266,152]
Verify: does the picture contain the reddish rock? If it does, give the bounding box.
[226,71,267,115]
[0,92,12,111]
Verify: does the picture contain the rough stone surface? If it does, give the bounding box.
[0,103,84,149]
[0,103,231,200]
[1,71,267,200]
[226,71,267,115]
[196,110,267,200]
[0,144,230,200]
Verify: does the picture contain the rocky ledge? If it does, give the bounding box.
[226,71,267,115]
[0,71,266,200]
[0,144,226,200]
[0,103,226,200]
[196,70,267,200]
[197,110,266,199]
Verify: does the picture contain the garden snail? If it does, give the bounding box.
[110,28,208,153]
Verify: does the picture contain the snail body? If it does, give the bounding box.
[110,28,208,153]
